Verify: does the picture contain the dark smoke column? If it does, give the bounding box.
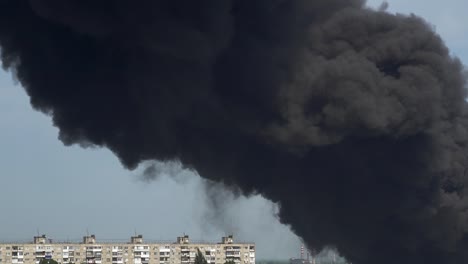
[1,0,468,263]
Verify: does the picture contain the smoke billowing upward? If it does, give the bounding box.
[1,0,468,263]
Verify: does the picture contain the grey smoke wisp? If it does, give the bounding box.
[1,0,468,263]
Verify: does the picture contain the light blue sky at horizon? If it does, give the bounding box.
[0,0,467,260]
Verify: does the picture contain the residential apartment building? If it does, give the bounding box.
[0,235,255,264]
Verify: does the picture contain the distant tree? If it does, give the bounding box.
[194,248,208,264]
[224,260,236,264]
[256,261,289,264]
[39,259,59,264]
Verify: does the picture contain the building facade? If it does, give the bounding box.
[0,235,255,264]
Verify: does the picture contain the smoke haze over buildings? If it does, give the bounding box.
[1,0,468,263]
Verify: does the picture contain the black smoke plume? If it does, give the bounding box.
[1,0,468,263]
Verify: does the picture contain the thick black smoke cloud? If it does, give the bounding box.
[1,0,468,263]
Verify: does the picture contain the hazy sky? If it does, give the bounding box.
[0,0,467,260]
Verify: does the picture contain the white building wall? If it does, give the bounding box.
[0,236,255,264]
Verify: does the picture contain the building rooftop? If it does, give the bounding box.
[0,234,254,245]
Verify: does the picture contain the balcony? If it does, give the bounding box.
[111,257,123,264]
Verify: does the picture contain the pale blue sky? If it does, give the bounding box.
[0,0,467,260]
